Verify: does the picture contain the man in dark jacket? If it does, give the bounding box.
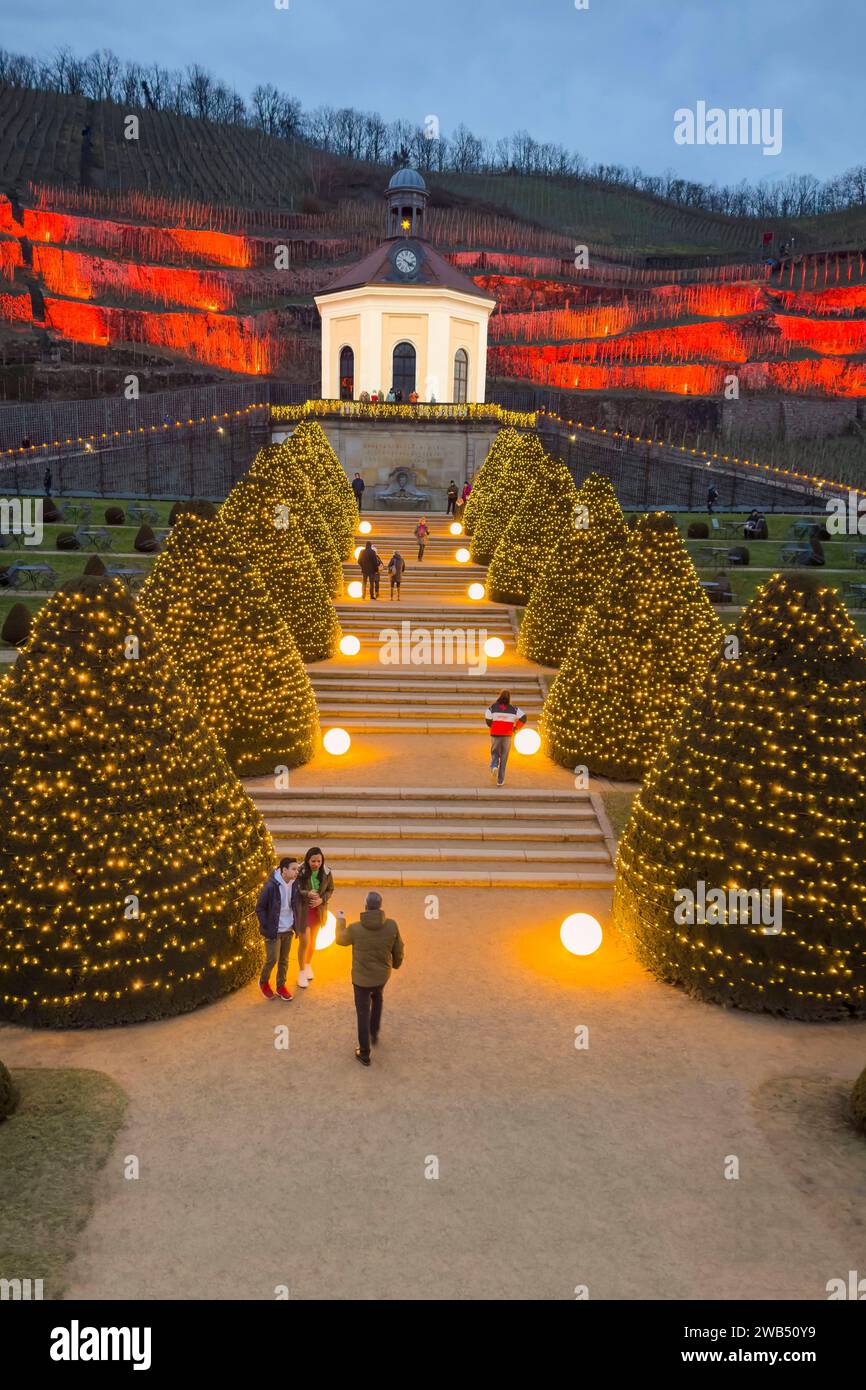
[336,891,404,1066]
[351,472,365,513]
[446,480,458,516]
[358,540,381,599]
[256,857,301,1001]
[387,550,406,599]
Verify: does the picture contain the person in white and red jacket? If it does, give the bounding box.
[485,690,526,786]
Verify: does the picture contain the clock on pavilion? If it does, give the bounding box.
[315,167,496,403]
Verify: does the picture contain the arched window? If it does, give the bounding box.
[453,348,469,403]
[392,341,416,399]
[339,345,354,400]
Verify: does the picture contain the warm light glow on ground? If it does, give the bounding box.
[484,637,505,657]
[339,635,361,655]
[358,520,372,534]
[468,582,486,600]
[323,727,351,756]
[560,913,603,956]
[316,911,337,949]
[347,580,363,598]
[455,548,470,563]
[353,546,363,560]
[450,522,463,535]
[514,727,541,755]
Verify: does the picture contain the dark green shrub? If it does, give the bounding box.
[1,602,32,646]
[134,524,159,553]
[56,530,81,550]
[104,506,125,526]
[851,1066,866,1135]
[0,1059,18,1119]
[728,546,750,565]
[687,521,709,539]
[43,498,64,524]
[170,500,217,525]
[83,555,106,576]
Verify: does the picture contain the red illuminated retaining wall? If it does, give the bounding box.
[32,244,236,311]
[0,238,24,282]
[0,292,32,325]
[770,284,866,316]
[772,313,866,356]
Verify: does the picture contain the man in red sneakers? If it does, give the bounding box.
[256,857,301,1000]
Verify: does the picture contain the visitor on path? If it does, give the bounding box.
[707,484,719,515]
[352,472,366,512]
[446,481,459,516]
[296,846,335,988]
[415,517,430,560]
[485,690,527,787]
[387,550,406,598]
[43,466,52,497]
[359,540,382,598]
[256,857,301,1001]
[461,481,472,504]
[335,891,405,1066]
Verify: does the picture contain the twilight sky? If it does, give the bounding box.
[2,0,861,184]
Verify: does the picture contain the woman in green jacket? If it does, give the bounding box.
[296,846,335,988]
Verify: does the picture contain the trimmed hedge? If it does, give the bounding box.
[1,602,32,646]
[851,1066,866,1135]
[0,1059,18,1119]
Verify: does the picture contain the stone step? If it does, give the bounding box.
[253,800,596,821]
[264,858,615,888]
[314,691,543,708]
[259,818,604,842]
[263,841,608,864]
[310,671,544,691]
[312,717,523,733]
[247,784,591,803]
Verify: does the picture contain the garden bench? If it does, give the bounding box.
[788,519,814,540]
[78,528,114,552]
[19,562,58,590]
[696,545,730,565]
[780,543,810,564]
[128,503,159,526]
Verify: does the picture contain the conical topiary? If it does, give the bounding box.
[487,462,579,605]
[851,1066,866,1134]
[220,472,340,662]
[613,572,866,1021]
[248,443,343,597]
[0,576,273,1028]
[1,602,32,647]
[470,432,550,565]
[542,511,723,780]
[139,513,319,776]
[286,420,357,559]
[170,499,218,524]
[83,554,107,576]
[519,473,628,667]
[462,427,522,537]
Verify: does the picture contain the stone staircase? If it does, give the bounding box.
[310,666,547,733]
[248,784,615,888]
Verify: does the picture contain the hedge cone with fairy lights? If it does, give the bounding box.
[0,576,273,1029]
[247,442,343,597]
[462,427,522,537]
[470,432,550,565]
[542,511,723,780]
[519,473,628,667]
[220,471,341,662]
[613,572,866,1021]
[138,513,318,776]
[487,461,580,605]
[286,420,358,559]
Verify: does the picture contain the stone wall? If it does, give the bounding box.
[272,418,501,509]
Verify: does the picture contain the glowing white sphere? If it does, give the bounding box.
[358,520,372,534]
[323,727,351,756]
[353,546,363,560]
[484,636,505,658]
[316,910,337,950]
[514,727,541,755]
[347,580,363,598]
[560,913,603,956]
[455,547,470,563]
[468,582,486,600]
[450,521,463,535]
[339,634,361,656]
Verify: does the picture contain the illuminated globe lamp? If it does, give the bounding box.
[455,547,471,563]
[450,521,463,536]
[484,636,505,658]
[339,634,361,656]
[468,582,486,601]
[323,727,351,756]
[316,910,337,951]
[560,913,603,956]
[358,520,372,535]
[347,580,363,598]
[514,727,541,756]
[354,545,363,560]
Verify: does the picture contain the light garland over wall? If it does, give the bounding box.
[138,512,319,776]
[273,400,536,429]
[613,572,866,1020]
[541,511,724,780]
[518,472,628,667]
[220,470,341,663]
[487,460,579,606]
[0,575,273,1028]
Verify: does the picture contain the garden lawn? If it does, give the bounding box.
[0,1066,127,1299]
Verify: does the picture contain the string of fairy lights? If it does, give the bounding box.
[613,571,866,1020]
